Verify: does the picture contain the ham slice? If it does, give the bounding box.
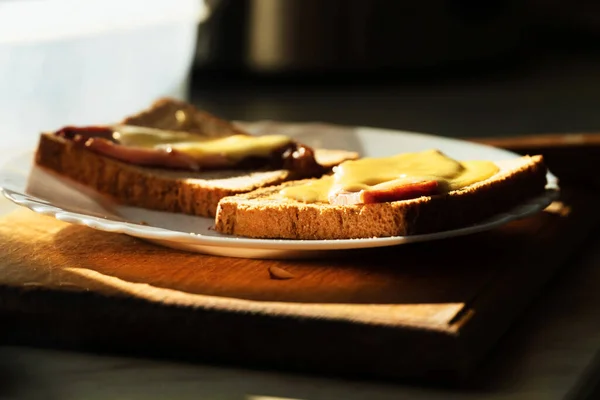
[328,180,440,206]
[53,98,327,173]
[55,126,206,170]
[54,125,324,174]
[84,138,207,171]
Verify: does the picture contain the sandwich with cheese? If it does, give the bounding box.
[215,149,549,239]
[34,98,359,218]
[33,97,549,241]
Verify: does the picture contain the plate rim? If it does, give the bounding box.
[0,122,560,252]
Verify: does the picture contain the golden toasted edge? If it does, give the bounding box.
[214,155,549,240]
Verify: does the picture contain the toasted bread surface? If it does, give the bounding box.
[214,155,549,240]
[34,133,357,217]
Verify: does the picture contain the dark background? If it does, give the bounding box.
[189,0,600,139]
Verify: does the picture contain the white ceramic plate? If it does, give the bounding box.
[0,121,559,259]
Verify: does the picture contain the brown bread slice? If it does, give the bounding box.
[214,155,549,240]
[121,97,249,138]
[34,133,358,218]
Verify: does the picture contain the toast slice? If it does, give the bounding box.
[121,97,249,138]
[214,155,549,240]
[33,98,358,217]
[34,133,358,218]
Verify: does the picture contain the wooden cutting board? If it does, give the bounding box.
[1,134,599,383]
[0,188,597,383]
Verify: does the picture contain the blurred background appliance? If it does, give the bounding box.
[195,0,529,75]
[194,0,600,76]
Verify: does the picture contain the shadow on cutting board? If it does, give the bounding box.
[44,210,558,306]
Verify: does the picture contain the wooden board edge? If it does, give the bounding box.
[0,283,470,383]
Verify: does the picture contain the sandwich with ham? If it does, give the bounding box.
[34,98,359,218]
[34,98,549,241]
[215,149,549,239]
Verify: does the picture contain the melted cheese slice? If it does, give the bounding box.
[112,125,291,161]
[280,149,499,203]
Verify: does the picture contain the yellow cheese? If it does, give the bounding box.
[280,149,499,204]
[281,175,335,203]
[112,125,291,161]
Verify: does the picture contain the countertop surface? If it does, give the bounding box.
[2,53,600,399]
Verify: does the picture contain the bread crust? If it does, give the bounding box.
[34,133,354,218]
[214,155,549,239]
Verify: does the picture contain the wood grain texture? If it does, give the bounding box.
[0,188,598,382]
